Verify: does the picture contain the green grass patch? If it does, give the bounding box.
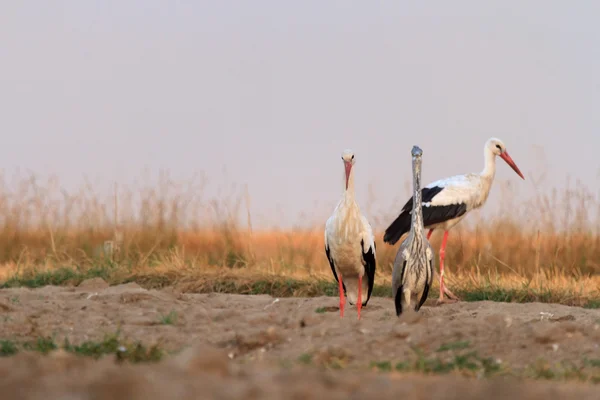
[0,266,391,298]
[23,337,58,354]
[159,311,178,325]
[0,264,119,289]
[2,264,600,308]
[371,347,600,384]
[376,346,502,377]
[453,286,600,308]
[0,340,18,356]
[298,353,313,365]
[524,359,596,382]
[436,340,471,352]
[455,287,556,303]
[370,360,393,372]
[400,347,501,376]
[584,300,600,309]
[0,333,163,363]
[585,358,600,368]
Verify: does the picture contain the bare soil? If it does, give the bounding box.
[1,279,600,399]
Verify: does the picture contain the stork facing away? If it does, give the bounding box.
[392,145,434,316]
[325,149,377,319]
[384,137,525,304]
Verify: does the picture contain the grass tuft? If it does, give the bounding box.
[298,353,313,365]
[0,340,18,356]
[0,333,163,363]
[436,340,471,352]
[370,347,600,384]
[23,337,58,354]
[370,361,392,372]
[377,351,501,377]
[2,264,600,307]
[159,311,178,325]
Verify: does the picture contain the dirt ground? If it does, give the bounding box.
[1,279,600,399]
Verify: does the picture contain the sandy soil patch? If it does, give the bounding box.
[1,280,599,399]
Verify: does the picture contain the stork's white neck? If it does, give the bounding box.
[334,165,361,240]
[343,165,356,202]
[472,145,497,208]
[480,146,497,180]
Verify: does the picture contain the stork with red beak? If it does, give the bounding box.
[383,138,525,304]
[325,149,377,319]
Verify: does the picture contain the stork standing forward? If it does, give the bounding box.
[384,138,525,304]
[325,149,377,319]
[392,145,434,316]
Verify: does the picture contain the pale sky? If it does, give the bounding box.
[1,2,599,229]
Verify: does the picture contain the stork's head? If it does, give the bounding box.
[411,145,423,159]
[341,149,355,190]
[486,138,525,180]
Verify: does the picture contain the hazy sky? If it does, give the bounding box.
[1,2,599,229]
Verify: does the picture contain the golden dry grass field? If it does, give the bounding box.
[0,173,598,305]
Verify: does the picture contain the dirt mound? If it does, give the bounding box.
[0,345,598,400]
[1,285,599,398]
[77,277,110,291]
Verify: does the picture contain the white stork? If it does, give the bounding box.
[325,149,377,319]
[384,137,525,304]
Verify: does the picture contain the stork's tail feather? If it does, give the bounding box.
[383,212,411,245]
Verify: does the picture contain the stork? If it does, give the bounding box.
[384,137,525,304]
[325,149,377,319]
[392,145,434,316]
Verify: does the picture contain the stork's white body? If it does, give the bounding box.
[420,172,494,230]
[325,200,374,305]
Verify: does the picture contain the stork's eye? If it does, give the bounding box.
[351,155,355,160]
[495,144,502,151]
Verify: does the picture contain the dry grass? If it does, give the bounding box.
[0,171,599,305]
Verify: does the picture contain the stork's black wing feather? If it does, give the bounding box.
[361,239,376,306]
[325,244,346,295]
[384,186,444,244]
[394,284,404,316]
[416,280,430,311]
[394,260,407,316]
[383,186,469,245]
[416,259,434,312]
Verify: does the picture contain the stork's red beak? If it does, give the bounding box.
[344,161,352,190]
[500,151,525,180]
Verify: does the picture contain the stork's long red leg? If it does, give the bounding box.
[357,275,363,320]
[438,231,449,301]
[427,229,433,240]
[338,275,345,318]
[438,230,459,303]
